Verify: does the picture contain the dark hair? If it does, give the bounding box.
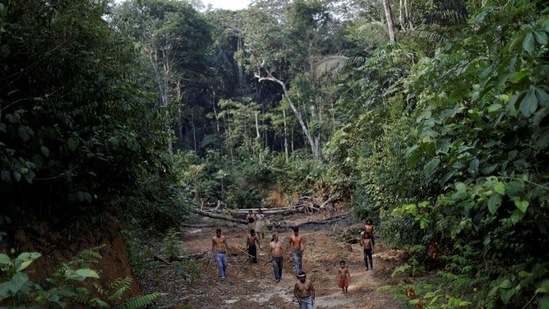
[216,228,221,233]
[292,227,299,232]
[366,219,373,224]
[250,229,255,233]
[340,260,345,264]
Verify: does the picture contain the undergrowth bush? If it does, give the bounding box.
[0,247,158,308]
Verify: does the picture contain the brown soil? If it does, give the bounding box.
[141,210,408,309]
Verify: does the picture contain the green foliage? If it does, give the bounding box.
[0,248,156,308]
[325,0,549,307]
[0,0,184,233]
[163,228,181,261]
[122,228,158,280]
[174,260,202,282]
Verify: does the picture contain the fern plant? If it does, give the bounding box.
[0,248,158,309]
[163,228,182,261]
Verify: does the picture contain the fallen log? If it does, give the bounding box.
[230,206,302,216]
[152,251,210,264]
[272,212,352,231]
[191,209,247,224]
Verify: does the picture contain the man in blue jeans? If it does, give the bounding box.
[294,271,315,309]
[212,228,229,280]
[269,233,284,282]
[289,227,306,275]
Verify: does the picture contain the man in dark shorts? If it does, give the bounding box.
[246,229,261,263]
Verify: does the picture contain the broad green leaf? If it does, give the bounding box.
[520,89,538,117]
[535,88,549,107]
[75,268,99,278]
[67,136,79,152]
[534,30,548,45]
[487,103,502,113]
[481,164,498,175]
[66,268,99,281]
[0,170,9,182]
[538,296,549,309]
[40,146,49,157]
[537,128,549,149]
[532,106,549,126]
[499,279,513,289]
[17,126,31,142]
[522,32,535,54]
[7,272,29,295]
[507,92,525,116]
[405,144,419,160]
[509,71,528,84]
[488,194,502,214]
[455,182,467,192]
[424,157,440,179]
[500,286,516,304]
[16,252,41,271]
[494,182,505,195]
[12,171,21,182]
[514,199,529,213]
[510,210,525,225]
[535,280,549,293]
[440,171,455,185]
[469,158,479,171]
[0,254,10,266]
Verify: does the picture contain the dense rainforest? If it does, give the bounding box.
[0,0,548,308]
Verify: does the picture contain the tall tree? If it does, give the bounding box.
[242,0,336,161]
[0,0,174,224]
[113,0,213,153]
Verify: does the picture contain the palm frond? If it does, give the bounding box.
[108,277,132,301]
[116,293,159,309]
[402,29,447,44]
[357,21,390,45]
[314,55,349,80]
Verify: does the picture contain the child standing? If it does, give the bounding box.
[360,232,374,271]
[337,260,350,293]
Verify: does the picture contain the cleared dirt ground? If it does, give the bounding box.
[143,210,407,309]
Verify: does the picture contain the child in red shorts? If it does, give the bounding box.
[337,260,350,293]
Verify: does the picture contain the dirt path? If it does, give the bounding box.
[142,212,407,309]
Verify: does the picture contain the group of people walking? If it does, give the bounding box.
[211,212,377,309]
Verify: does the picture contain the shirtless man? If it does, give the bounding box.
[294,272,315,309]
[246,229,261,263]
[364,219,375,250]
[269,233,284,282]
[212,228,229,280]
[360,232,373,271]
[289,227,306,275]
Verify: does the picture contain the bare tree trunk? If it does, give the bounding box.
[399,0,404,27]
[405,0,413,29]
[255,111,260,138]
[383,0,396,42]
[257,75,322,162]
[149,49,173,154]
[283,108,289,162]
